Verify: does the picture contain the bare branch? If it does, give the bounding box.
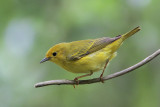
[35,49,160,88]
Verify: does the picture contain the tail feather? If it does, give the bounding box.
[121,26,141,41]
[107,26,141,53]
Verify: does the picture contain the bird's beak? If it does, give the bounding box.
[40,57,51,63]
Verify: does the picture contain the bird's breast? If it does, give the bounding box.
[60,49,114,73]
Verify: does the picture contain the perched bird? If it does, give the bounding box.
[40,26,140,83]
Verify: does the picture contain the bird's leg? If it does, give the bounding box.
[99,59,109,83]
[73,71,93,88]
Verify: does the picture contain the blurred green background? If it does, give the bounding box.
[0,0,160,107]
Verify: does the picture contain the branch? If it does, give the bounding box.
[35,49,160,88]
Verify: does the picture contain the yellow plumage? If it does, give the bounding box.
[40,26,140,81]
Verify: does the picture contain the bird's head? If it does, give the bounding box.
[40,43,68,64]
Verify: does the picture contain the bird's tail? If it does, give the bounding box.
[121,26,141,41]
[106,26,141,54]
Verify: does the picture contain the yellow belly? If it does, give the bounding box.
[61,48,117,73]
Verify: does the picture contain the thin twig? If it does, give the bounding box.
[35,49,160,88]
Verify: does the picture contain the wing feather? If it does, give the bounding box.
[68,36,121,61]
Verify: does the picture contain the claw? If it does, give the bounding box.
[100,77,104,83]
[73,78,79,88]
[99,73,104,83]
[72,71,93,88]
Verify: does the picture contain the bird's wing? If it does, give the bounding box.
[67,36,121,61]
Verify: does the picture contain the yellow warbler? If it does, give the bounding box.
[40,26,140,82]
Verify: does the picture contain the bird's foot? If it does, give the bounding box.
[73,78,79,88]
[99,74,104,83]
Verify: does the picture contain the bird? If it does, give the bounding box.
[40,26,140,84]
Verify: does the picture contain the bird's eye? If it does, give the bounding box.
[52,52,57,56]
